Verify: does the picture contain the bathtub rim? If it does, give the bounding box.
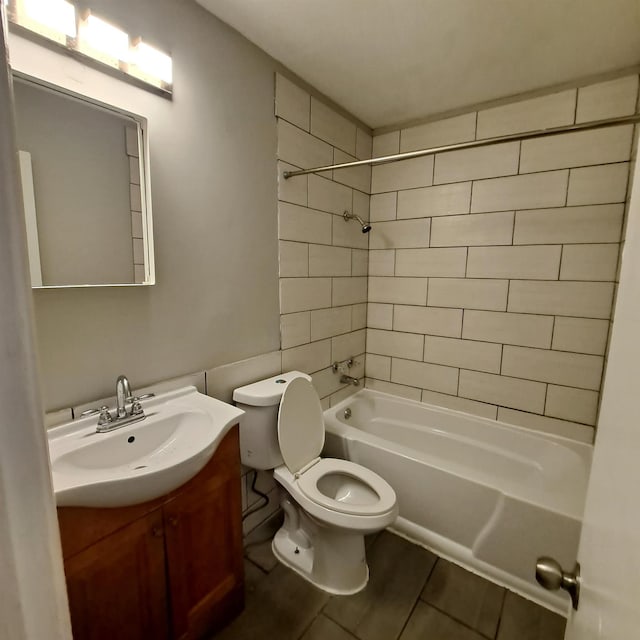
[324,387,594,456]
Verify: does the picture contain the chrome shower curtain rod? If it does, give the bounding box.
[283,113,640,179]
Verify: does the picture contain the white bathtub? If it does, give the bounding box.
[323,389,592,613]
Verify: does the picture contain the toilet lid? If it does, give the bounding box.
[277,377,324,474]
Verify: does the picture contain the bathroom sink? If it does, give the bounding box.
[48,386,244,508]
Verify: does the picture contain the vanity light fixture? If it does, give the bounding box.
[12,0,76,45]
[7,0,173,95]
[129,38,173,88]
[77,11,129,69]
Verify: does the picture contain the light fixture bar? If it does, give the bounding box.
[7,0,173,94]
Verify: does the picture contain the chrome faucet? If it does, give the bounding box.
[332,357,360,386]
[81,375,155,433]
[116,375,132,419]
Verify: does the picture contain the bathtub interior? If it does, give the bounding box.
[325,389,591,517]
[323,388,592,611]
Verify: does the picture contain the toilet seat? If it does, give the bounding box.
[274,462,397,533]
[276,378,397,528]
[297,458,397,517]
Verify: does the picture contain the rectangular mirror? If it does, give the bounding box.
[12,72,155,288]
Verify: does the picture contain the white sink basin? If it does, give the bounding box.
[48,386,244,508]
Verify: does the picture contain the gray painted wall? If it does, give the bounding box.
[14,81,134,285]
[30,0,283,409]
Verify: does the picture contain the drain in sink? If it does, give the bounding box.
[133,465,147,470]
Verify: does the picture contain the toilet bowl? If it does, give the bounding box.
[233,372,398,594]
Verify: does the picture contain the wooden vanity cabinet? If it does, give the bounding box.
[163,428,244,640]
[63,511,170,640]
[57,427,244,640]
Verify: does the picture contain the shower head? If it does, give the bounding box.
[343,211,372,234]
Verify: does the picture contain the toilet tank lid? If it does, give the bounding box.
[232,371,312,406]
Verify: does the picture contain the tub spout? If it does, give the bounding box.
[340,374,360,386]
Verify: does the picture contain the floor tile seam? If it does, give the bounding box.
[321,605,366,635]
[318,613,361,640]
[391,558,437,640]
[418,569,508,639]
[416,555,440,604]
[414,599,499,640]
[393,591,423,640]
[322,575,430,640]
[492,587,509,640]
[323,607,392,640]
[276,584,329,640]
[295,610,323,640]
[244,555,271,575]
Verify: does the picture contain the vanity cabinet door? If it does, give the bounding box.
[163,429,244,640]
[63,511,169,640]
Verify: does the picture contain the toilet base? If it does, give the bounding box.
[272,498,369,595]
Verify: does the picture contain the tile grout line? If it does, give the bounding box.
[543,382,549,415]
[322,615,359,640]
[392,558,438,640]
[558,246,564,280]
[510,211,516,245]
[492,588,509,640]
[416,599,504,640]
[431,150,436,185]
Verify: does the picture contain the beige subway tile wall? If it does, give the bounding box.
[276,73,371,405]
[365,74,639,443]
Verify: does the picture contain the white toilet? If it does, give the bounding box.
[233,371,398,595]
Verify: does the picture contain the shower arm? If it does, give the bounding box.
[343,210,372,233]
[343,211,366,226]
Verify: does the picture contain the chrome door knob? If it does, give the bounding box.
[535,556,580,610]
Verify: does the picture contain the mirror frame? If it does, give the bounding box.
[13,70,156,288]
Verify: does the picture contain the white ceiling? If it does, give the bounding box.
[197,0,640,130]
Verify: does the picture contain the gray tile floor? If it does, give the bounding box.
[213,531,566,640]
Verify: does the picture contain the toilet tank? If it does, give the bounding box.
[232,371,311,470]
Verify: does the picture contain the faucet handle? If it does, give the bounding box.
[126,393,155,402]
[98,406,113,425]
[80,406,113,424]
[129,393,154,416]
[130,398,144,416]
